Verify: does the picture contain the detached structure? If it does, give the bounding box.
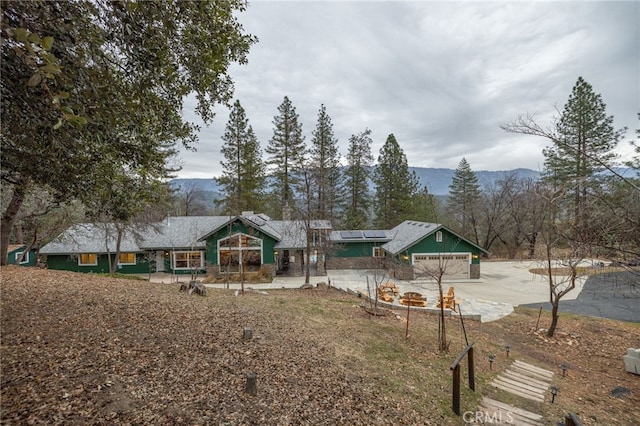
[6,244,38,267]
[40,213,487,279]
[328,221,487,279]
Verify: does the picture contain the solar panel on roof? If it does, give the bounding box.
[363,230,386,238]
[340,231,362,239]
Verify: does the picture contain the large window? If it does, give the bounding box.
[79,253,97,266]
[373,247,384,258]
[119,253,136,265]
[218,233,262,273]
[172,251,204,270]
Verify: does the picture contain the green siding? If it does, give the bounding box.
[45,253,151,273]
[204,219,278,266]
[333,241,384,258]
[7,247,37,266]
[404,229,482,264]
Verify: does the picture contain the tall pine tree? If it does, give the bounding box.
[412,186,438,223]
[372,134,419,229]
[309,104,342,222]
[543,77,624,234]
[265,96,306,219]
[344,129,374,229]
[217,100,265,214]
[446,158,481,241]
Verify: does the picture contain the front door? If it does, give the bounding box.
[155,251,165,272]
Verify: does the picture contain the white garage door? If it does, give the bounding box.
[413,253,470,279]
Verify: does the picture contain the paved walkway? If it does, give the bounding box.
[146,261,599,323]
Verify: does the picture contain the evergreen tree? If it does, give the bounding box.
[542,77,625,233]
[265,96,306,218]
[372,134,419,229]
[309,104,342,222]
[217,100,265,214]
[627,113,640,171]
[446,158,481,240]
[344,129,374,229]
[411,186,438,223]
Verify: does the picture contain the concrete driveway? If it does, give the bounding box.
[320,261,588,322]
[151,261,639,323]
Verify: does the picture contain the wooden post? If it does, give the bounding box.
[468,346,475,391]
[405,301,410,339]
[452,364,461,415]
[243,327,253,341]
[245,372,257,396]
[450,342,475,416]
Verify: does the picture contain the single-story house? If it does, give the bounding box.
[39,213,487,279]
[7,244,38,267]
[39,213,331,276]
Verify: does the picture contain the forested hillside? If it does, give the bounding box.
[170,167,542,197]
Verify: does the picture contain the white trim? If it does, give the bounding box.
[172,250,204,270]
[14,251,29,264]
[372,246,384,257]
[412,253,471,263]
[217,232,264,268]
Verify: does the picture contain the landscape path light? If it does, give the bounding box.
[505,345,511,358]
[488,354,495,370]
[560,363,568,377]
[550,386,559,403]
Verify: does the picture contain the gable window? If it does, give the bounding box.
[436,231,443,243]
[14,251,29,264]
[79,253,97,266]
[118,252,136,265]
[172,251,204,270]
[373,247,384,257]
[218,233,262,273]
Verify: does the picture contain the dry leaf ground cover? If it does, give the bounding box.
[1,266,639,425]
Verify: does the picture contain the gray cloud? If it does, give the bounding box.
[177,1,639,178]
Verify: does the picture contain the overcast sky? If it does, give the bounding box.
[176,0,639,179]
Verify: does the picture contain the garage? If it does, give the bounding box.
[413,253,470,279]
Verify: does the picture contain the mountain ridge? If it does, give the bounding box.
[170,167,542,196]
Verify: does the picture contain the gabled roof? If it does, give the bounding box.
[268,219,332,249]
[40,223,143,254]
[381,220,489,255]
[381,221,440,255]
[143,216,228,249]
[196,214,285,243]
[39,215,334,255]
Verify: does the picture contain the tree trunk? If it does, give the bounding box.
[1,182,27,266]
[110,227,124,275]
[547,301,559,337]
[16,229,38,265]
[438,279,447,352]
[527,232,537,259]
